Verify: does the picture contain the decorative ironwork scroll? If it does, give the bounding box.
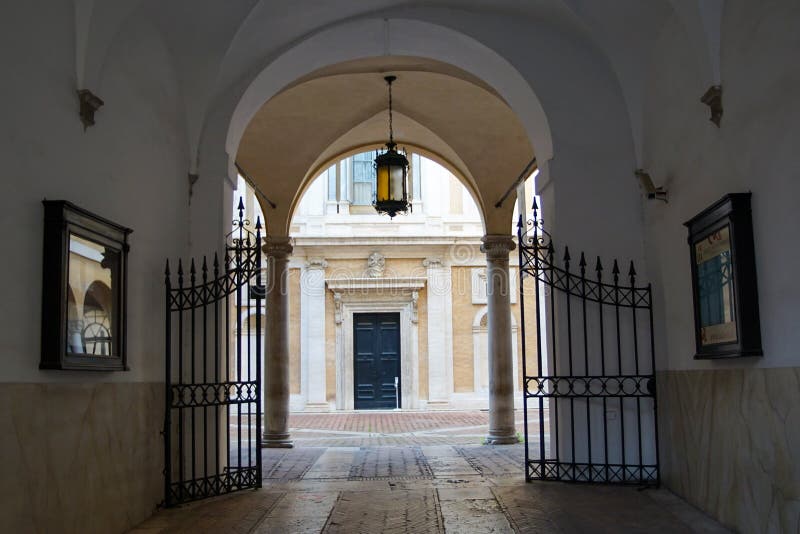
[163,199,263,506]
[518,201,659,485]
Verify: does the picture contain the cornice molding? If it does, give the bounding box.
[326,277,426,292]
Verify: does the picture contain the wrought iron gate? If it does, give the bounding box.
[163,202,263,506]
[518,202,659,484]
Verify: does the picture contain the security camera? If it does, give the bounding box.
[635,169,668,203]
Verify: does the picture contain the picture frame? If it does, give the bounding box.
[40,200,132,371]
[684,193,762,359]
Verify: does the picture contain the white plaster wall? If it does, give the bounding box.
[406,7,644,260]
[389,8,644,262]
[641,0,800,371]
[0,5,200,531]
[0,5,192,383]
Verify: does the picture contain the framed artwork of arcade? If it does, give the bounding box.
[40,200,132,371]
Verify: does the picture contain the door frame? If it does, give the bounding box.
[352,312,402,410]
[331,287,421,410]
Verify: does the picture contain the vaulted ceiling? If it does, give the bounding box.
[236,58,533,226]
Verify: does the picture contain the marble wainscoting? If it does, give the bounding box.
[659,368,800,533]
[0,382,163,534]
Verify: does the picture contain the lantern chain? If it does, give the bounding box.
[386,75,396,146]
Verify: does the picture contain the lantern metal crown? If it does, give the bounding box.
[373,75,410,218]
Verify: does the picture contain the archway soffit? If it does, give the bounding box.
[225,17,554,175]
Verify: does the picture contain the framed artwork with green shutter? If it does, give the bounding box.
[685,193,762,359]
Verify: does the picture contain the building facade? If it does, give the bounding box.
[239,152,537,411]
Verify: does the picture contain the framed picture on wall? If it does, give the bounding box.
[684,193,762,359]
[40,200,132,371]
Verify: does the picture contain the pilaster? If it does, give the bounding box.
[423,257,453,408]
[301,258,328,410]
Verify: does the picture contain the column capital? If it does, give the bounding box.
[305,258,328,270]
[481,234,516,259]
[263,236,293,259]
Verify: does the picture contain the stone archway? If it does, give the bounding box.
[226,18,554,195]
[226,18,550,448]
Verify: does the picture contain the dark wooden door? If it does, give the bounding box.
[354,313,401,409]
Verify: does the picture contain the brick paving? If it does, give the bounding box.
[289,411,491,433]
[283,409,537,447]
[348,447,433,479]
[231,409,549,447]
[454,446,525,477]
[264,448,326,482]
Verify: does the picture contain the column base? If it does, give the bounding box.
[484,431,519,445]
[261,433,294,448]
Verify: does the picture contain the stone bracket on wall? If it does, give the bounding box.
[701,85,723,127]
[78,89,103,129]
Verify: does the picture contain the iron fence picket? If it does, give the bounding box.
[520,202,659,485]
[163,201,263,506]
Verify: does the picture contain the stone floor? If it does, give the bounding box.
[135,411,729,533]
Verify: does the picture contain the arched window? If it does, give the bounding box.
[344,150,425,208]
[82,281,112,356]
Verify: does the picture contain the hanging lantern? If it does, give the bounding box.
[373,75,410,218]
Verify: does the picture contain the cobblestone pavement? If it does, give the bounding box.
[133,443,730,533]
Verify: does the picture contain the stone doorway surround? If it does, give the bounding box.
[327,277,426,410]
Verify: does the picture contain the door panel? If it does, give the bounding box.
[354,313,401,409]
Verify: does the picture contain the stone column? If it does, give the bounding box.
[482,235,518,445]
[262,237,293,448]
[301,258,328,410]
[423,258,453,408]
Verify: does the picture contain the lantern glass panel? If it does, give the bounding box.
[390,165,404,201]
[376,163,390,202]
